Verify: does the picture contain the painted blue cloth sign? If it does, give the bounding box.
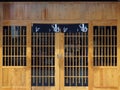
[32,23,88,33]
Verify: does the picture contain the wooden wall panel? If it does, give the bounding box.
[93,88,118,90]
[2,2,118,20]
[24,4,40,20]
[0,3,3,23]
[88,3,103,20]
[3,3,13,20]
[93,68,118,88]
[102,3,117,20]
[2,68,26,87]
[3,3,25,20]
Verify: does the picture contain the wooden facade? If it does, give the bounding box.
[0,2,120,90]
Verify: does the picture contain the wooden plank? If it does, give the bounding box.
[88,21,94,90]
[0,88,26,90]
[93,68,118,87]
[2,68,26,87]
[59,33,64,90]
[26,23,31,90]
[2,2,117,20]
[32,87,56,90]
[117,3,120,90]
[55,33,60,90]
[0,3,3,89]
[0,26,3,88]
[62,87,88,90]
[93,87,118,90]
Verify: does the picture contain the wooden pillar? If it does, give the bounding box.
[0,3,3,90]
[58,33,64,90]
[55,33,60,90]
[88,21,94,90]
[26,22,31,90]
[117,3,120,90]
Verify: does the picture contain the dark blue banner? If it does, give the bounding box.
[32,24,88,33]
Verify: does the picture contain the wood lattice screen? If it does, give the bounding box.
[31,32,55,86]
[93,26,117,66]
[64,32,88,86]
[3,26,26,66]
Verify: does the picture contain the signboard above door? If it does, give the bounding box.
[32,24,88,33]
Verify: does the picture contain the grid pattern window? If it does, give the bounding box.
[3,26,26,66]
[31,32,55,86]
[93,26,117,66]
[64,32,88,86]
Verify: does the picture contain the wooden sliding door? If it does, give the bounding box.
[31,24,59,90]
[90,21,119,90]
[31,23,89,90]
[0,21,31,90]
[60,30,88,90]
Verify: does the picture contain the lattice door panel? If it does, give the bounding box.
[1,23,29,90]
[31,32,55,86]
[64,33,88,87]
[93,26,117,66]
[92,21,118,89]
[3,26,26,66]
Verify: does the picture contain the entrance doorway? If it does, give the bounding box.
[31,24,88,90]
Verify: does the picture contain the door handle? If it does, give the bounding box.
[57,54,62,59]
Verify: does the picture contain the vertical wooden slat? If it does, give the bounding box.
[67,34,68,84]
[22,29,24,66]
[55,33,60,90]
[10,27,12,66]
[117,3,120,90]
[71,34,74,83]
[48,33,50,86]
[4,28,6,66]
[85,32,86,83]
[13,26,15,66]
[110,31,112,66]
[26,23,31,90]
[20,27,22,66]
[0,25,3,88]
[7,28,9,66]
[59,33,64,90]
[113,32,115,66]
[104,27,106,66]
[81,32,83,86]
[89,22,94,90]
[78,34,80,85]
[36,33,38,86]
[101,27,103,66]
[16,27,18,66]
